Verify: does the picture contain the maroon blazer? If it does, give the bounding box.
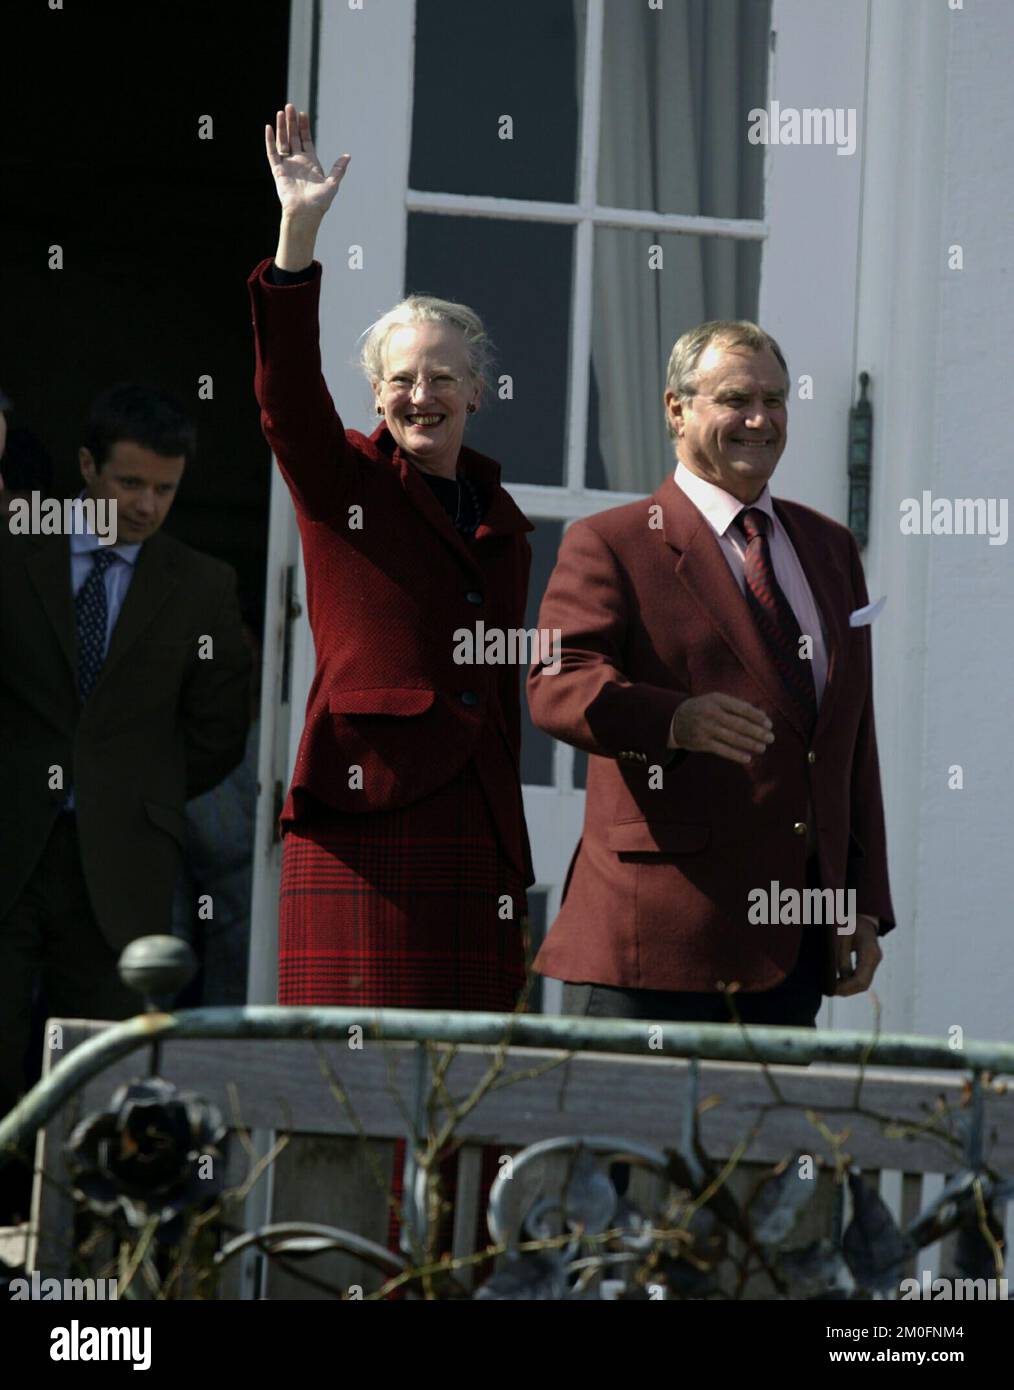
[526,475,895,993]
[248,258,535,885]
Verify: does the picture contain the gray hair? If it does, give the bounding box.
[664,320,790,438]
[359,293,494,399]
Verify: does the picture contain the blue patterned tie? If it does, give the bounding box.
[75,549,117,701]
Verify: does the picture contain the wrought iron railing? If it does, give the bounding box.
[3,1003,1013,1300]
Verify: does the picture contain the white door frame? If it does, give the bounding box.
[762,0,872,1029]
[247,0,418,1008]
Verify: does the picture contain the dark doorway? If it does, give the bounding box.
[2,0,291,608]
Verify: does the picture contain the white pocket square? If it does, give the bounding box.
[849,595,887,627]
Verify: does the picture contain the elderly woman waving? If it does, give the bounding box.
[248,105,533,1016]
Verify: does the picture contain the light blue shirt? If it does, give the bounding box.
[66,496,143,808]
[69,529,143,651]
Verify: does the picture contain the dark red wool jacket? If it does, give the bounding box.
[527,478,896,993]
[248,258,535,885]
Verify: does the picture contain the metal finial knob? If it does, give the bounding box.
[118,936,198,1010]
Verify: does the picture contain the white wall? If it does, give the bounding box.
[763,0,1013,1043]
[761,0,868,522]
[908,0,1014,1042]
[851,0,1013,1042]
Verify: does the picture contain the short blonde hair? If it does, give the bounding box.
[664,320,790,438]
[359,294,494,399]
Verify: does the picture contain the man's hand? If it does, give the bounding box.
[669,693,774,764]
[835,915,883,996]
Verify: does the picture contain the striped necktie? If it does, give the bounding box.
[75,549,117,701]
[734,507,817,735]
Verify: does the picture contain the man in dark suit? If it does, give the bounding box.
[527,321,895,1027]
[0,383,250,1214]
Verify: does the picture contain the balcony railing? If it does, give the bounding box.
[2,1002,1012,1301]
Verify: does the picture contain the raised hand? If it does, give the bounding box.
[265,103,350,222]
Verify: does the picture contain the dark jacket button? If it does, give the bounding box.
[466,590,483,605]
[460,690,479,707]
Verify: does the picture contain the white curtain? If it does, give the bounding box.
[578,0,771,492]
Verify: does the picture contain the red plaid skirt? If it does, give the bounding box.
[278,759,528,1009]
[279,760,528,1283]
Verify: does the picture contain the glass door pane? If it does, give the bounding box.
[405,214,574,486]
[587,229,762,493]
[410,0,584,201]
[598,0,771,219]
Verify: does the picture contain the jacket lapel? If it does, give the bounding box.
[658,476,808,738]
[97,532,178,687]
[473,476,535,541]
[25,534,77,679]
[372,424,532,575]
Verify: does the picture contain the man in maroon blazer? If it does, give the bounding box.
[527,321,894,1026]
